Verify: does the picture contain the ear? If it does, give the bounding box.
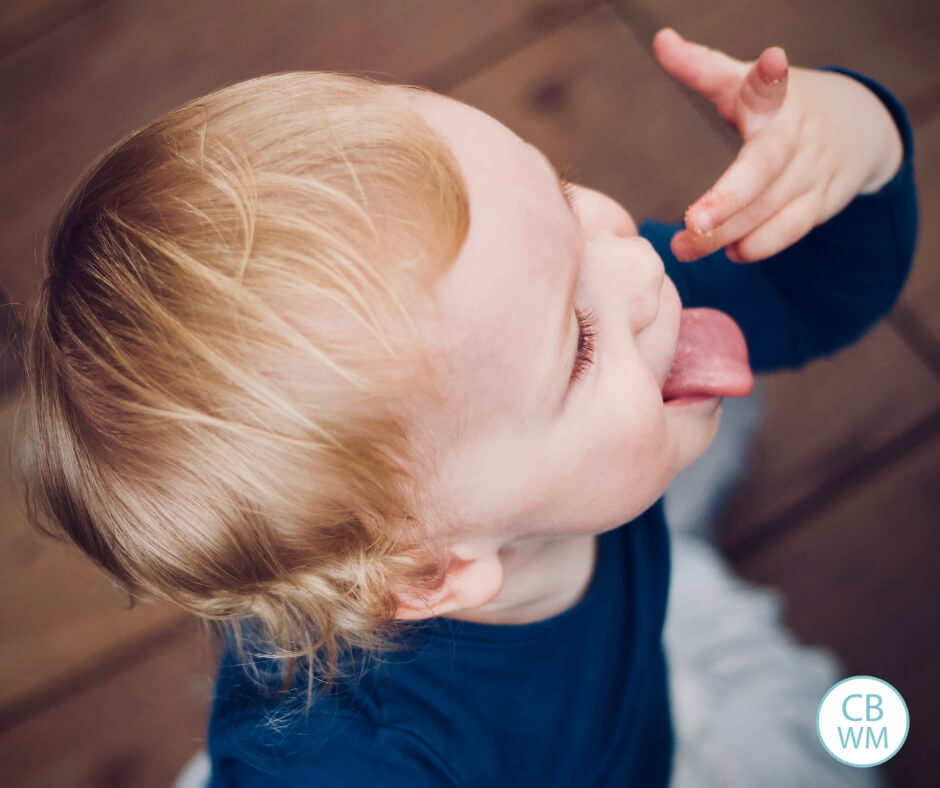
[394,549,504,621]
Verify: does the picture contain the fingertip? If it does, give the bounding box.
[652,27,680,59]
[669,232,684,261]
[767,45,788,66]
[686,202,718,235]
[686,190,726,234]
[654,27,680,44]
[670,231,696,262]
[757,46,788,86]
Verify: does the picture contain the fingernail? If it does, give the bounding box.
[691,208,715,234]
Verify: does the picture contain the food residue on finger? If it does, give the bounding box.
[686,189,744,236]
[685,204,716,237]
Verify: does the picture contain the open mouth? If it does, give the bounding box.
[663,394,721,407]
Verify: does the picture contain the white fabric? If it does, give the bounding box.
[173,749,211,788]
[664,531,885,788]
[664,389,884,787]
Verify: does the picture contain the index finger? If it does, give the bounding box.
[685,128,794,234]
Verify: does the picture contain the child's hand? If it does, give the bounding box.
[653,28,904,263]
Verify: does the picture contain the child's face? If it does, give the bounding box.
[402,90,722,545]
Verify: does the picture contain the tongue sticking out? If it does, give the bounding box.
[662,308,754,402]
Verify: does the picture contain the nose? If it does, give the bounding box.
[622,237,666,334]
[579,190,666,336]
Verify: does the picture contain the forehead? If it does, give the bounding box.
[399,90,572,437]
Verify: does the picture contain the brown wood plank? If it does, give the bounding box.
[0,401,184,716]
[716,322,940,545]
[450,5,733,224]
[0,0,98,57]
[896,112,940,351]
[0,620,214,788]
[0,0,599,311]
[731,435,940,788]
[0,286,21,404]
[625,0,940,107]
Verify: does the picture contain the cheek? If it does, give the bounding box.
[596,385,672,491]
[613,206,638,238]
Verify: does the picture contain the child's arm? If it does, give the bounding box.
[640,30,917,373]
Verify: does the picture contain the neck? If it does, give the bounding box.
[445,531,598,625]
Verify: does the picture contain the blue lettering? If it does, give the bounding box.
[838,727,864,748]
[866,727,888,749]
[842,694,864,721]
[866,694,884,721]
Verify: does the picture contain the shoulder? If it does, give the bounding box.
[208,649,466,787]
[209,709,466,787]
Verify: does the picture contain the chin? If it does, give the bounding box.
[668,402,723,476]
[690,406,723,465]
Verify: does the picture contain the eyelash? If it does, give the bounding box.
[559,169,579,213]
[571,305,597,385]
[558,166,593,385]
[561,179,578,207]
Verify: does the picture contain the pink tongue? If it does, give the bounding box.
[662,308,754,401]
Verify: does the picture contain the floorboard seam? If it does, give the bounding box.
[424,0,606,94]
[888,305,940,381]
[721,407,940,565]
[606,0,740,153]
[0,0,107,66]
[0,613,202,734]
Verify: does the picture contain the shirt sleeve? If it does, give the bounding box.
[639,68,918,373]
[209,713,466,788]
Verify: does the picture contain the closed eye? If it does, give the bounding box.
[559,172,579,218]
[571,305,597,384]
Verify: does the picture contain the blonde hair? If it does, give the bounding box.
[12,71,470,700]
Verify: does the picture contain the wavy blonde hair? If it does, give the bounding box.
[12,71,470,700]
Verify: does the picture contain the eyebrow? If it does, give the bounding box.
[530,146,580,412]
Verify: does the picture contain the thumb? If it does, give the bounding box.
[652,28,747,120]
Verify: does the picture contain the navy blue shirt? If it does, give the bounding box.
[207,70,917,787]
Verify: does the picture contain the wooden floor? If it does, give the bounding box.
[1,1,937,786]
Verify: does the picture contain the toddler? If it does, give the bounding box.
[15,28,916,787]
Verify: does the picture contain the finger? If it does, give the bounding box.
[737,46,789,129]
[727,191,823,263]
[652,28,747,115]
[685,126,796,235]
[674,165,812,262]
[724,241,746,263]
[671,226,723,263]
